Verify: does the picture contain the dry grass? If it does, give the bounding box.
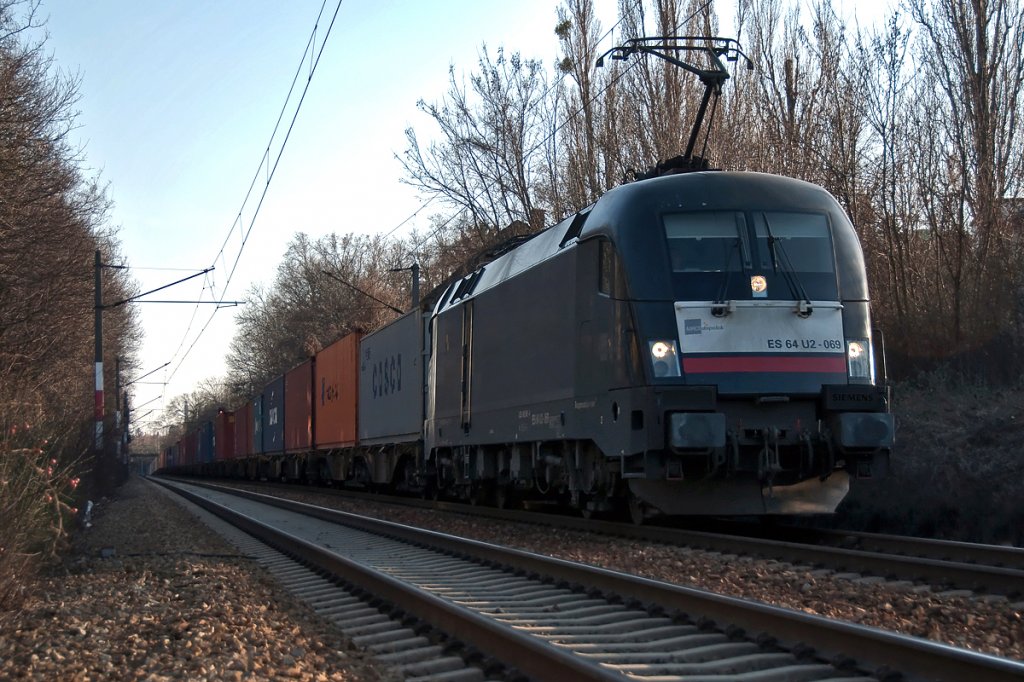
[838,370,1024,544]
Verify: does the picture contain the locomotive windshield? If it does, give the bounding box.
[664,210,838,301]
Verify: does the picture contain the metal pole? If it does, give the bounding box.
[411,263,420,310]
[115,356,122,462]
[94,250,103,453]
[123,390,130,464]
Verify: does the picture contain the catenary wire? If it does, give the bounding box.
[160,0,345,394]
[409,0,714,252]
[152,0,711,419]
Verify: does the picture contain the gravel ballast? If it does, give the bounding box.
[0,477,396,681]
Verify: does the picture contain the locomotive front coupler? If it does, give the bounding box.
[758,427,783,491]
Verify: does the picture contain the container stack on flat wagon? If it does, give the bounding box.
[214,409,235,475]
[251,394,264,476]
[358,311,425,445]
[284,359,314,480]
[197,420,214,472]
[181,431,198,474]
[357,311,427,487]
[313,333,361,480]
[232,401,251,477]
[262,375,285,456]
[161,442,178,471]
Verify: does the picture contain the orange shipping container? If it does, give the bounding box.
[314,333,361,449]
[285,359,314,453]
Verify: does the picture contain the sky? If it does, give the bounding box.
[34,0,889,432]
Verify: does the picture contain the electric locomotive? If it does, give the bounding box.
[424,171,891,518]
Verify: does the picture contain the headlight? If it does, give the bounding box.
[649,340,681,378]
[847,338,874,382]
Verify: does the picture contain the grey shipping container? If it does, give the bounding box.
[358,309,425,444]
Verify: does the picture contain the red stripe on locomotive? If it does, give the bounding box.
[682,355,846,374]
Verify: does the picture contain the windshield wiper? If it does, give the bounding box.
[762,213,812,317]
[711,237,741,317]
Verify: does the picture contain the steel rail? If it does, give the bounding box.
[187,480,1024,682]
[804,527,1024,571]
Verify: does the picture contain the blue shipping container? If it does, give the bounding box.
[262,375,285,454]
[198,420,215,463]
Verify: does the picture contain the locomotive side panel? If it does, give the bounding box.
[428,304,465,439]
[428,249,577,448]
[469,250,577,440]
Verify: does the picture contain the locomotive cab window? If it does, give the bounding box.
[663,211,750,301]
[752,212,839,301]
[665,211,749,273]
[663,210,839,302]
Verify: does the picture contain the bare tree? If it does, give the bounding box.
[552,0,607,211]
[0,0,139,609]
[224,232,415,398]
[401,47,553,234]
[907,0,1024,366]
[855,13,919,343]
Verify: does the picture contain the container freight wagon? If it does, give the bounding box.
[249,395,263,479]
[257,375,285,479]
[312,333,361,481]
[181,430,198,473]
[262,376,285,454]
[231,401,252,478]
[162,442,179,471]
[214,409,235,475]
[283,359,314,481]
[358,310,427,488]
[197,420,215,471]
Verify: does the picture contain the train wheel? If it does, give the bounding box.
[469,481,490,506]
[318,461,332,487]
[579,495,601,520]
[627,490,648,526]
[495,484,515,510]
[421,474,439,501]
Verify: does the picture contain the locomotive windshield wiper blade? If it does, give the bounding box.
[762,213,812,315]
[712,237,742,316]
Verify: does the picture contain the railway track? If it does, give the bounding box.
[156,478,1024,681]
[210,479,1024,597]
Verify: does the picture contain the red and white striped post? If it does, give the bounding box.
[94,249,103,452]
